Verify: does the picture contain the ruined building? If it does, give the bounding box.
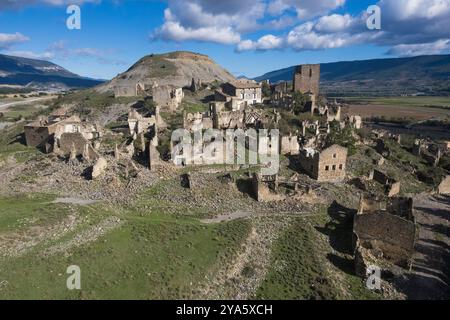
[293,64,320,99]
[215,80,262,110]
[115,82,184,111]
[24,115,102,159]
[354,196,417,277]
[298,144,348,182]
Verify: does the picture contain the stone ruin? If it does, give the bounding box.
[183,110,213,132]
[251,173,285,202]
[353,196,417,278]
[280,133,300,155]
[298,144,348,182]
[413,138,444,167]
[25,114,103,161]
[438,175,450,195]
[115,82,184,111]
[368,169,401,197]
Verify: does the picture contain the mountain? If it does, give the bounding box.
[0,54,103,91]
[97,51,236,92]
[254,54,450,96]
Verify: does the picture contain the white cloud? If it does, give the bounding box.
[2,50,55,60]
[315,14,353,32]
[238,0,450,55]
[0,32,29,49]
[386,39,450,56]
[267,0,346,18]
[154,15,241,45]
[380,0,450,21]
[237,34,284,51]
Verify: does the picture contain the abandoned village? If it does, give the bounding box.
[1,51,449,300]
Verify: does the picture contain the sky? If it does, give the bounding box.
[0,0,450,80]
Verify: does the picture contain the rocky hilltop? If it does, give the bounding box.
[97,51,236,92]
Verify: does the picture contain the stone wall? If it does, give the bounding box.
[280,134,300,155]
[24,123,57,148]
[183,111,213,132]
[293,64,320,98]
[57,132,99,160]
[354,211,416,267]
[438,176,450,194]
[316,145,347,182]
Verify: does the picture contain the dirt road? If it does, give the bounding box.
[397,194,450,299]
[0,96,55,111]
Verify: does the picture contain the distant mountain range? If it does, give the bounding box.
[254,54,450,96]
[0,54,103,91]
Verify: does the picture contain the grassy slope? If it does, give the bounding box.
[256,212,379,300]
[0,189,251,299]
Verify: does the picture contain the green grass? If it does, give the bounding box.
[256,211,380,300]
[183,102,209,114]
[0,194,69,233]
[0,212,251,299]
[0,123,40,163]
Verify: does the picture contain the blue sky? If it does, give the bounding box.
[1,0,449,80]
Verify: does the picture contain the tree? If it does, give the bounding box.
[292,91,310,115]
[261,81,271,98]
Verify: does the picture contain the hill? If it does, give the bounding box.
[97,51,236,92]
[254,54,450,96]
[0,54,103,91]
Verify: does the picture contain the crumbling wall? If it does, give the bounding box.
[354,212,416,267]
[438,176,450,194]
[280,134,300,155]
[183,111,213,131]
[24,123,57,148]
[152,85,184,111]
[251,173,284,202]
[371,169,401,197]
[57,133,99,160]
[213,110,245,129]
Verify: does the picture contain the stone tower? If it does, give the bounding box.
[293,64,320,99]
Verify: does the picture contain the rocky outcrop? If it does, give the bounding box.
[91,157,108,180]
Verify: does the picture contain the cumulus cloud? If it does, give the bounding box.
[0,32,29,49]
[386,39,450,56]
[152,0,267,44]
[235,0,450,56]
[267,0,346,18]
[236,34,284,51]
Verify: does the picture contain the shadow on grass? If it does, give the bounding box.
[315,201,357,275]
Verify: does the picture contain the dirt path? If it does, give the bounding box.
[397,194,450,299]
[0,96,55,111]
[197,216,291,299]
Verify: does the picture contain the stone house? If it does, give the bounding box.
[217,80,262,110]
[298,144,348,182]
